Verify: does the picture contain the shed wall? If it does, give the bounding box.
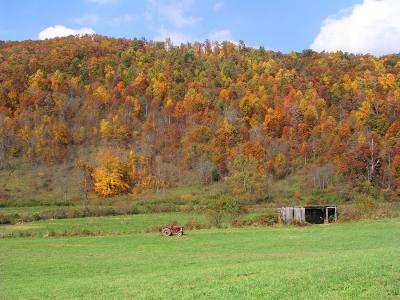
[279,207,305,224]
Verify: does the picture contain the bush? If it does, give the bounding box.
[211,167,219,182]
[152,203,177,213]
[355,194,378,213]
[66,208,81,218]
[252,213,278,226]
[291,220,308,226]
[136,202,179,214]
[0,214,15,224]
[39,208,68,220]
[207,195,243,227]
[340,194,382,221]
[19,214,34,223]
[185,219,211,230]
[231,218,252,227]
[32,213,41,221]
[86,205,115,217]
[357,181,380,198]
[112,201,133,215]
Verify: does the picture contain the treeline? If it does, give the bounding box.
[1,35,400,198]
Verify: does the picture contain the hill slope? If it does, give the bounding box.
[1,36,400,201]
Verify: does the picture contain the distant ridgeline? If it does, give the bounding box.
[0,35,400,197]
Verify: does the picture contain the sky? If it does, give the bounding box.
[1,0,400,56]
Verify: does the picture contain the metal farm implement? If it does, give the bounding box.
[161,225,184,237]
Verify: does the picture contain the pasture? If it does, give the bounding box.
[1,218,400,299]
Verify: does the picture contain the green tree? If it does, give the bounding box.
[208,195,242,227]
[211,167,219,182]
[225,154,268,198]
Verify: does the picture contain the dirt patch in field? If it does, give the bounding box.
[1,224,42,230]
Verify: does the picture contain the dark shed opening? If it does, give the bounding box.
[305,207,324,224]
[279,206,337,224]
[305,206,337,224]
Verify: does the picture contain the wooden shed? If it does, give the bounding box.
[278,205,337,224]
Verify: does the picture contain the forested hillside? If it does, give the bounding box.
[1,35,400,201]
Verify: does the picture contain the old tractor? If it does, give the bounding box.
[161,225,184,237]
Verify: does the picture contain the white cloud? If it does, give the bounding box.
[39,25,95,40]
[311,0,400,56]
[154,27,194,44]
[147,0,200,28]
[75,13,99,25]
[209,29,231,42]
[146,1,201,45]
[155,27,235,45]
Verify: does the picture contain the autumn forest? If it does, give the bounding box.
[1,35,400,202]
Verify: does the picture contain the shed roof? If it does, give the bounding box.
[303,205,337,209]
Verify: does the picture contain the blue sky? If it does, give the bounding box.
[1,0,400,55]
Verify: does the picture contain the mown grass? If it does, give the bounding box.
[1,218,400,299]
[0,210,278,237]
[0,212,207,236]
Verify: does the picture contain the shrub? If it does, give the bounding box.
[32,213,41,221]
[14,232,35,238]
[211,167,219,182]
[66,208,81,218]
[19,214,34,223]
[208,208,224,227]
[39,208,68,220]
[357,181,380,198]
[340,206,361,222]
[207,195,243,227]
[185,219,212,230]
[152,203,177,213]
[355,194,378,213]
[252,213,278,226]
[0,214,15,224]
[86,205,114,217]
[340,194,381,221]
[71,228,101,236]
[291,220,308,226]
[231,218,252,227]
[112,201,133,215]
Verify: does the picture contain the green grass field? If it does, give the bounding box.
[0,212,207,236]
[1,218,400,299]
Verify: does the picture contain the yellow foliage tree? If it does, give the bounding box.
[274,152,289,179]
[95,85,109,103]
[50,70,63,91]
[99,119,112,139]
[104,65,115,81]
[263,107,285,137]
[93,150,130,197]
[29,69,46,90]
[128,96,141,117]
[134,73,148,93]
[53,122,69,145]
